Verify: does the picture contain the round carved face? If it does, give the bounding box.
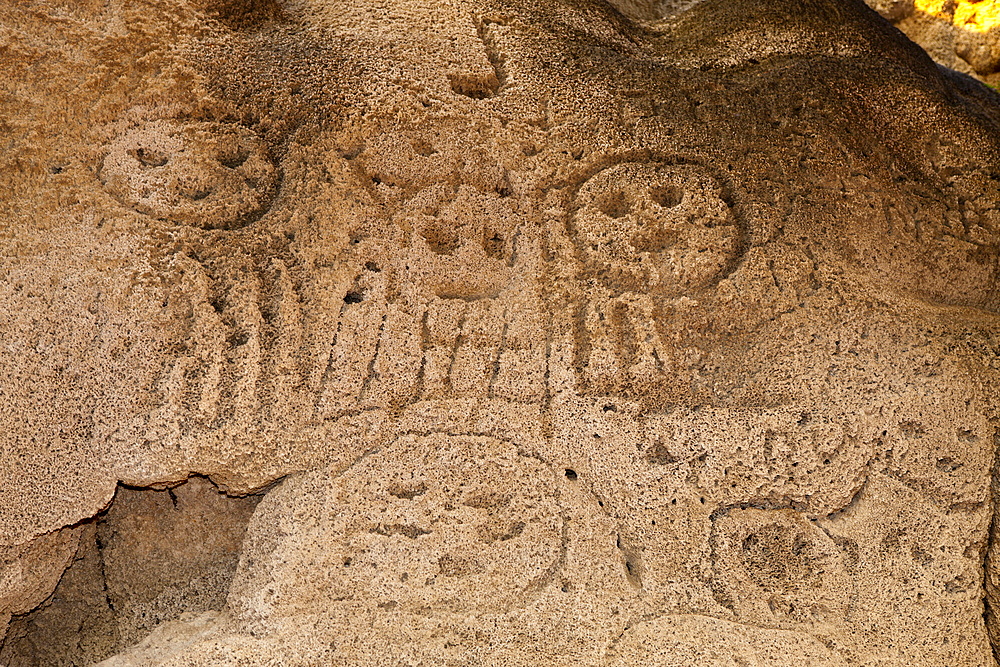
[571,161,743,296]
[227,434,627,626]
[99,120,279,229]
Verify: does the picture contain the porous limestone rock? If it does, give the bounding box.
[866,0,1000,87]
[2,0,1000,665]
[619,0,1000,87]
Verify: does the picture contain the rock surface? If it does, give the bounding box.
[2,0,1000,664]
[866,0,1000,87]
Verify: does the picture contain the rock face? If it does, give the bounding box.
[2,0,1000,664]
[866,0,1000,87]
[1,478,259,665]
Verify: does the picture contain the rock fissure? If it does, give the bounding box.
[0,476,263,665]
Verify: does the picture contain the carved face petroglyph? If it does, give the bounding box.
[100,120,279,229]
[570,160,743,296]
[4,0,1000,664]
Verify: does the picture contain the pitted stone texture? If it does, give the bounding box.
[570,161,743,297]
[1,525,119,666]
[709,508,850,630]
[98,477,260,647]
[0,478,261,666]
[227,433,634,664]
[229,434,566,628]
[608,614,849,666]
[3,0,1000,664]
[818,472,995,665]
[614,0,1000,87]
[100,120,278,229]
[0,527,82,639]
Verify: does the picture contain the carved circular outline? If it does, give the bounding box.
[563,151,750,296]
[99,120,280,230]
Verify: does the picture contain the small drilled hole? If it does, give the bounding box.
[564,469,578,481]
[344,290,364,304]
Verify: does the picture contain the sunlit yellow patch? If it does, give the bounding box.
[914,0,1000,33]
[913,0,950,17]
[954,0,1000,32]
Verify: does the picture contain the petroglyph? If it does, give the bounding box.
[566,159,746,399]
[100,120,279,229]
[4,0,1000,664]
[709,507,850,630]
[570,160,744,297]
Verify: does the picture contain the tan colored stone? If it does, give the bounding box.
[608,614,848,666]
[2,0,1000,664]
[98,477,260,647]
[1,524,118,666]
[0,528,82,640]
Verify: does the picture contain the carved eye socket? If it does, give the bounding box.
[131,147,168,168]
[649,184,682,208]
[219,149,249,169]
[419,221,461,255]
[595,190,631,218]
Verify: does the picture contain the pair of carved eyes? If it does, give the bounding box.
[101,125,741,292]
[129,144,249,171]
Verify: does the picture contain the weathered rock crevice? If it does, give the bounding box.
[0,477,262,666]
[984,431,1000,663]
